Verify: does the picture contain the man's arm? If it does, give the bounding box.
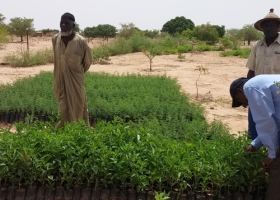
[247,70,255,79]
[245,42,257,78]
[82,39,93,73]
[245,86,279,159]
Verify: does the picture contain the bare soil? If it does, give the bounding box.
[0,37,250,135]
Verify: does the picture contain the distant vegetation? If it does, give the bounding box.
[0,12,263,67]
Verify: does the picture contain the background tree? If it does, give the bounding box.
[84,24,117,42]
[161,16,195,35]
[8,17,34,42]
[95,24,117,41]
[0,13,5,24]
[192,23,219,44]
[73,23,80,33]
[212,25,225,38]
[118,23,135,38]
[40,29,59,35]
[239,24,263,45]
[143,29,159,39]
[84,27,97,37]
[225,28,243,48]
[181,29,194,39]
[0,24,9,46]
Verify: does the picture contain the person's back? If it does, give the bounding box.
[244,74,280,125]
[230,75,280,199]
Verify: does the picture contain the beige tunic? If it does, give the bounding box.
[52,33,92,128]
[246,35,280,75]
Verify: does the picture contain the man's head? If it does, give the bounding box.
[230,78,249,108]
[60,12,75,37]
[254,9,280,38]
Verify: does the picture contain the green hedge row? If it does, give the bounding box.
[0,120,267,197]
[0,72,206,139]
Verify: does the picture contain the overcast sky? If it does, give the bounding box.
[1,0,280,31]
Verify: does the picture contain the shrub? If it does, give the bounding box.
[129,34,151,52]
[0,24,9,47]
[219,37,233,49]
[0,119,267,195]
[92,46,111,64]
[0,72,206,139]
[177,45,192,53]
[108,37,132,56]
[195,44,223,52]
[4,48,54,67]
[192,23,220,45]
[220,48,251,58]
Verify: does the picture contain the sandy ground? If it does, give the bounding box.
[0,37,250,135]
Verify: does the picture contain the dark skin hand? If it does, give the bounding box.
[246,144,257,152]
[262,157,275,171]
[246,145,275,171]
[247,70,255,79]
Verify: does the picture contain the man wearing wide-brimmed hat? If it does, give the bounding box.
[245,9,280,145]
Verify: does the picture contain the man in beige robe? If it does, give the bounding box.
[52,13,92,128]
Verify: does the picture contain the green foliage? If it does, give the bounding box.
[0,24,9,45]
[92,46,111,64]
[143,29,160,38]
[195,43,224,51]
[239,24,263,45]
[219,37,234,49]
[40,28,59,35]
[8,17,34,42]
[0,119,267,194]
[161,16,195,35]
[84,24,117,40]
[91,35,225,61]
[142,43,162,71]
[0,72,206,139]
[0,13,5,24]
[73,23,80,33]
[4,48,54,67]
[118,23,136,38]
[108,37,133,55]
[96,24,117,40]
[220,48,251,58]
[129,34,151,52]
[155,191,170,200]
[84,26,98,38]
[177,44,193,53]
[192,23,220,45]
[181,29,194,39]
[212,25,226,38]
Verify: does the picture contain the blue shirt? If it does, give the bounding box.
[244,75,280,159]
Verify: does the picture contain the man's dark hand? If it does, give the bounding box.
[246,144,257,152]
[262,157,275,171]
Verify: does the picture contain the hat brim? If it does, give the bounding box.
[254,18,280,32]
[232,98,242,108]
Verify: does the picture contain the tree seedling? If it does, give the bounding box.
[143,47,159,72]
[195,65,209,98]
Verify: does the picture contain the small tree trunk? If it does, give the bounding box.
[20,35,23,42]
[149,59,152,72]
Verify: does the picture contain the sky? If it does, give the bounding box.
[1,0,280,31]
